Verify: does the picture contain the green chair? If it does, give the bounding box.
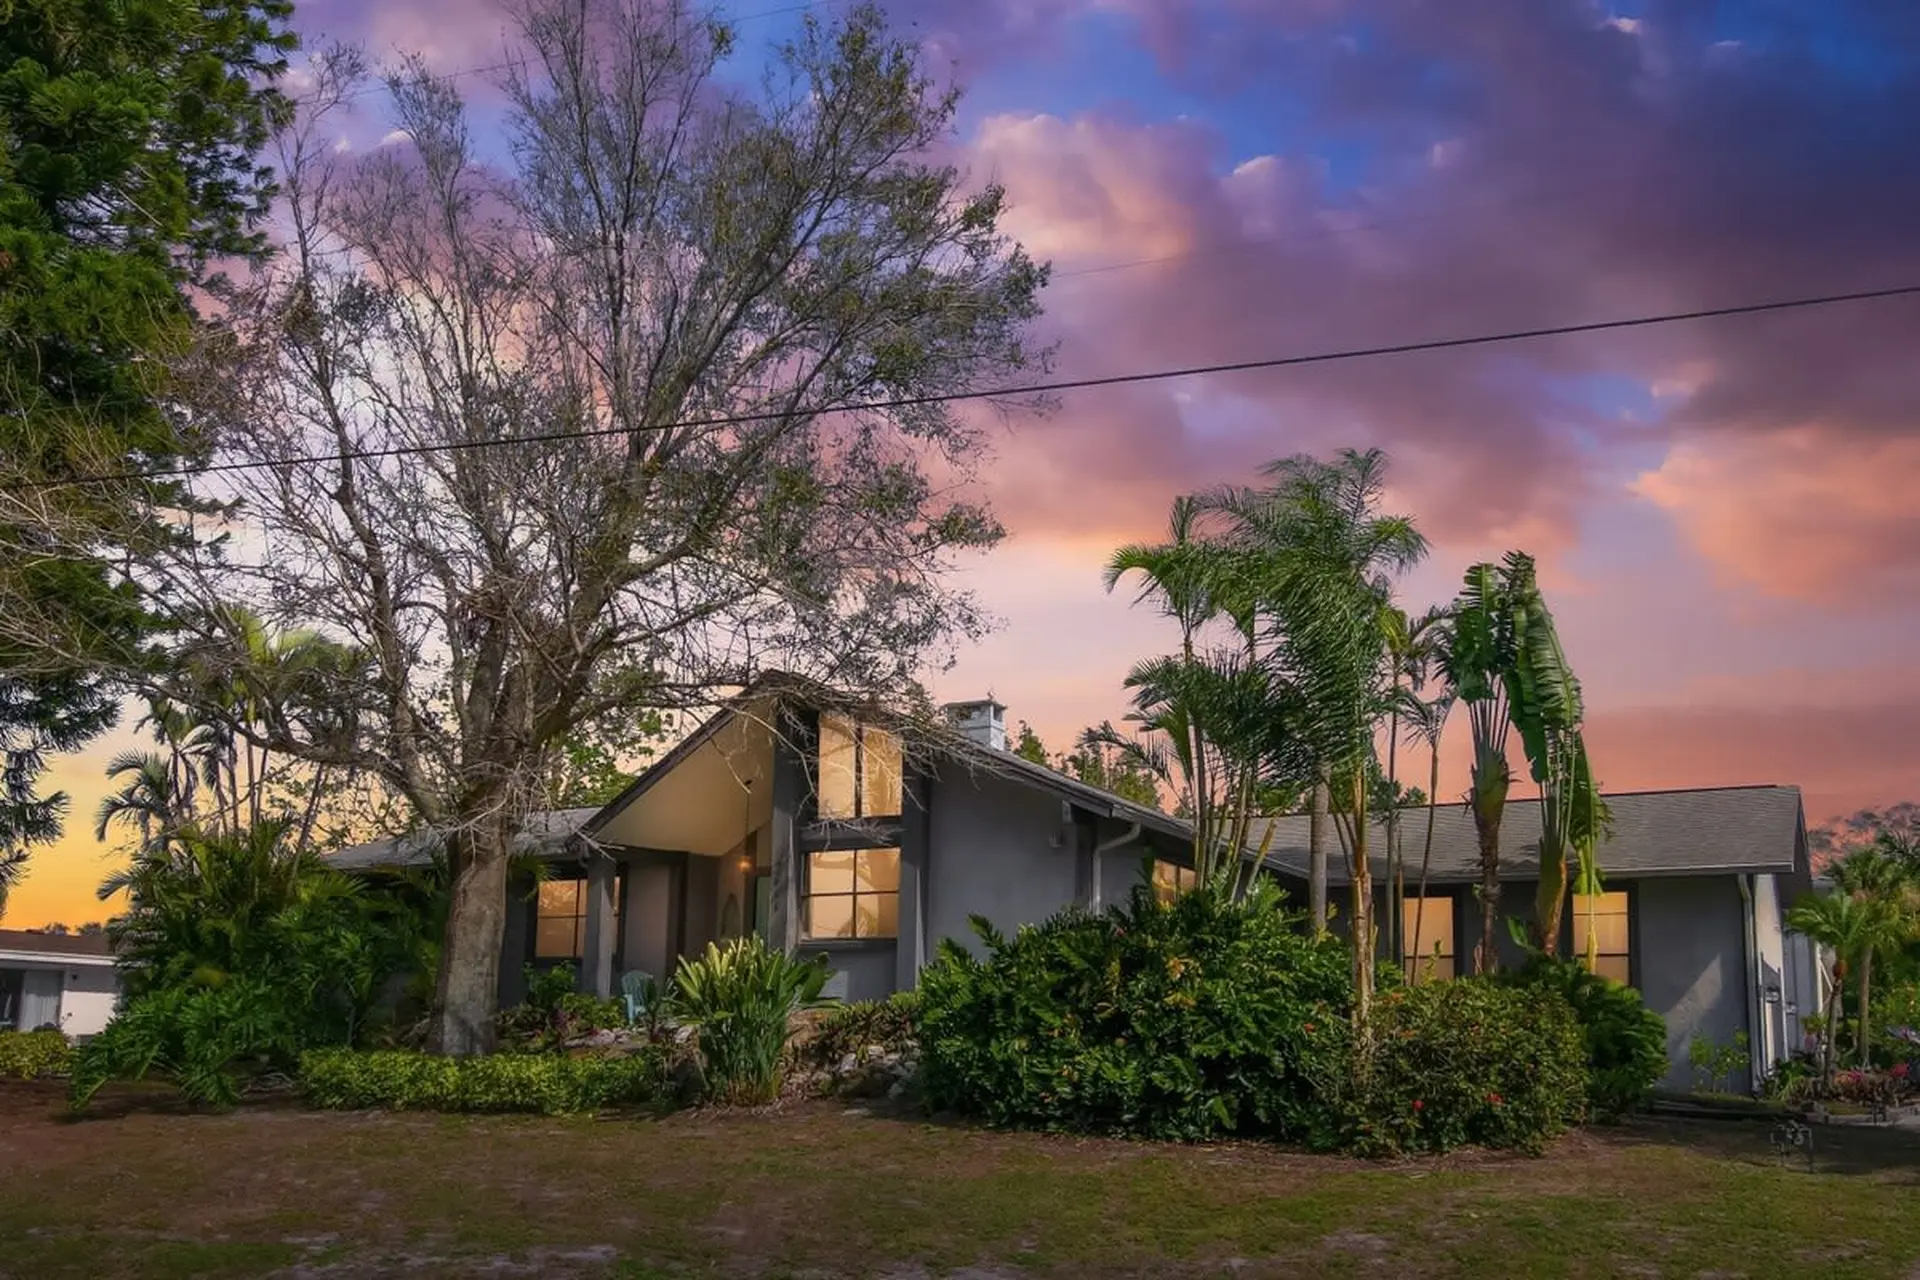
[620,970,657,1026]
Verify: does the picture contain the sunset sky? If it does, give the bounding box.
[12,0,1920,927]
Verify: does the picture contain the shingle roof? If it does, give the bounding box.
[1253,784,1806,884]
[326,807,602,871]
[0,928,114,958]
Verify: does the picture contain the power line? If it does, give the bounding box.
[30,281,1920,491]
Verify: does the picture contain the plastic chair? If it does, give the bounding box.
[620,970,656,1026]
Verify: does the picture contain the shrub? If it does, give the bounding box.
[1331,979,1589,1155]
[300,1047,675,1115]
[796,990,921,1072]
[668,936,830,1104]
[69,979,297,1109]
[918,881,1353,1143]
[1687,1030,1751,1093]
[497,964,628,1054]
[1499,955,1668,1118]
[0,1029,74,1080]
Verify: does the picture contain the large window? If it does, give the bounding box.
[803,848,900,939]
[1572,890,1630,983]
[1401,896,1455,982]
[534,876,621,961]
[1152,859,1195,904]
[816,714,903,819]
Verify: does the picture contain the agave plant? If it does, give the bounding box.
[668,937,830,1105]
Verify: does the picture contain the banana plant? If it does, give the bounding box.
[1438,561,1514,974]
[1498,553,1609,954]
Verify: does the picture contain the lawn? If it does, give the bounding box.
[3,1083,1918,1279]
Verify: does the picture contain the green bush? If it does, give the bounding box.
[669,936,830,1104]
[918,881,1353,1143]
[1334,979,1589,1154]
[497,964,628,1053]
[69,979,297,1109]
[299,1047,676,1115]
[1499,955,1668,1118]
[796,989,921,1071]
[0,1029,74,1080]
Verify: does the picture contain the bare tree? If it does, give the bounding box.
[35,1,1047,1054]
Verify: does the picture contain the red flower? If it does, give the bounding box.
[1303,1023,1316,1034]
[1893,1062,1910,1079]
[1412,1099,1424,1111]
[1487,1092,1502,1105]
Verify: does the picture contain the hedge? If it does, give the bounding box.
[300,1047,677,1115]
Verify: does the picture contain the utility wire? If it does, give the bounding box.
[29,281,1920,491]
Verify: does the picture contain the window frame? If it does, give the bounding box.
[1151,858,1196,904]
[1400,892,1457,982]
[800,846,902,942]
[528,869,625,966]
[812,712,905,822]
[1567,885,1635,987]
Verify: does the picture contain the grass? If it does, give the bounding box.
[4,1081,1920,1278]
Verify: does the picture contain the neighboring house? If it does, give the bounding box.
[1254,786,1827,1093]
[330,673,1823,1093]
[0,930,120,1037]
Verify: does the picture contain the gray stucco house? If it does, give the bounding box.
[1253,786,1826,1092]
[331,674,1824,1093]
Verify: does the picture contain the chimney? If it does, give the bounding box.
[942,697,1007,751]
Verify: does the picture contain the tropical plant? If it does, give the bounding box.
[1439,562,1516,975]
[668,937,831,1105]
[1824,848,1919,1066]
[1405,685,1455,977]
[1204,449,1427,1046]
[1381,604,1448,963]
[1788,889,1869,1079]
[1496,554,1612,955]
[918,879,1354,1144]
[1498,955,1667,1118]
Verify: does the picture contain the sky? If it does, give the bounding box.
[12,0,1920,926]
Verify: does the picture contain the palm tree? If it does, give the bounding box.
[1404,685,1454,980]
[1787,889,1873,1079]
[1826,848,1918,1065]
[1381,604,1448,964]
[1206,448,1427,1044]
[94,750,197,854]
[1438,562,1515,974]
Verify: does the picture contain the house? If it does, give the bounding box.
[0,929,120,1037]
[328,675,1192,1009]
[1253,786,1827,1093]
[330,674,1823,1092]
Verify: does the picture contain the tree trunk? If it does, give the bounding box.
[1308,770,1329,934]
[1856,950,1873,1068]
[1410,749,1440,981]
[1475,810,1502,975]
[1534,847,1568,957]
[1822,958,1846,1081]
[1385,707,1402,966]
[426,819,511,1056]
[1345,781,1374,1069]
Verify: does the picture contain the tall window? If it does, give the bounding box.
[803,848,900,939]
[1401,896,1455,982]
[1572,891,1630,983]
[816,714,903,819]
[1152,859,1195,904]
[533,876,621,961]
